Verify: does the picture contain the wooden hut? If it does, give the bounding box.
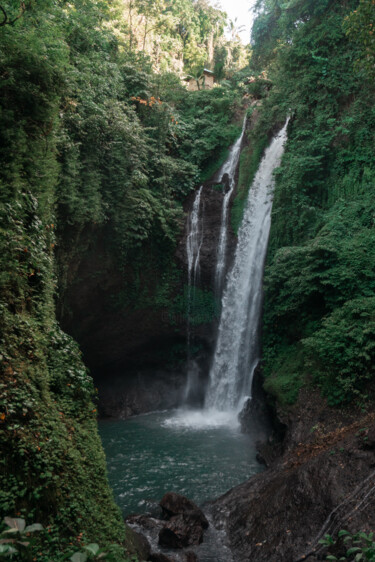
[184,69,215,91]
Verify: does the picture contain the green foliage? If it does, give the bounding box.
[320,530,375,560]
[345,0,375,79]
[0,1,157,559]
[173,286,220,326]
[303,298,375,405]
[0,0,243,555]
[250,0,375,406]
[109,0,231,75]
[174,87,241,182]
[263,344,306,406]
[0,517,132,561]
[54,3,242,264]
[0,516,43,558]
[231,132,269,233]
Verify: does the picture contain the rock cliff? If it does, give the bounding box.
[210,388,375,561]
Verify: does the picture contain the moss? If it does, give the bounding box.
[231,134,268,234]
[263,344,306,406]
[0,61,135,562]
[200,147,230,183]
[0,273,134,560]
[199,123,242,184]
[171,286,220,326]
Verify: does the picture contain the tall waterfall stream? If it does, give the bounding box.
[206,119,289,412]
[99,121,289,559]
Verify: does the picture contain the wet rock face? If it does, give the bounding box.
[149,553,175,562]
[210,402,375,562]
[58,226,187,374]
[149,552,197,562]
[97,370,186,419]
[176,183,237,291]
[239,365,279,441]
[57,224,191,417]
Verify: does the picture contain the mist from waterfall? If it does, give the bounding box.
[205,120,289,413]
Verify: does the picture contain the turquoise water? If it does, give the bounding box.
[99,409,262,516]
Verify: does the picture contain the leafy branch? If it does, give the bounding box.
[0,2,30,27]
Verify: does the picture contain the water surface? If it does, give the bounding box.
[99,409,262,516]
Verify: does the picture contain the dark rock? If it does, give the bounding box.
[158,513,204,548]
[255,451,267,466]
[210,408,375,561]
[58,225,188,376]
[239,364,279,438]
[148,553,175,562]
[221,173,230,193]
[158,525,183,549]
[359,426,375,450]
[126,513,164,533]
[129,529,151,561]
[158,492,209,549]
[98,370,186,419]
[159,492,209,529]
[182,552,197,562]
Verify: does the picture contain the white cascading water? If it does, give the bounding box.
[205,120,289,413]
[215,116,247,295]
[184,186,204,404]
[183,118,246,408]
[187,186,203,289]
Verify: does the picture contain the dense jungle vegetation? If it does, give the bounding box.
[247,0,375,408]
[0,0,247,558]
[2,0,375,558]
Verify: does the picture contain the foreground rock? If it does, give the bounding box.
[126,493,207,560]
[160,492,209,528]
[210,389,375,561]
[159,513,204,548]
[158,492,209,548]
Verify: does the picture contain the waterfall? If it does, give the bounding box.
[183,116,246,406]
[185,186,204,405]
[215,116,247,295]
[205,120,289,412]
[187,186,203,289]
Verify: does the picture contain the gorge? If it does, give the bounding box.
[98,115,289,562]
[2,0,375,561]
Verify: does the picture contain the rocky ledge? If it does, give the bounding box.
[210,388,375,561]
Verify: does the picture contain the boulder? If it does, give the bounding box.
[159,492,209,529]
[126,513,164,534]
[158,513,204,548]
[130,529,151,561]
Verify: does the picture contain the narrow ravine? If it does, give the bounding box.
[99,120,289,560]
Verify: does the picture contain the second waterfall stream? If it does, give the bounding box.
[205,119,289,413]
